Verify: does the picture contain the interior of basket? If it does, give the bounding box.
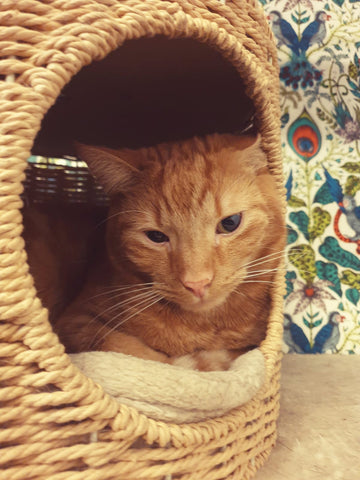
[24,34,259,338]
[33,36,255,158]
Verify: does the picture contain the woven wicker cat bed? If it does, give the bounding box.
[0,1,285,479]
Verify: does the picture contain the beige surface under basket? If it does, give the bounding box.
[0,1,286,479]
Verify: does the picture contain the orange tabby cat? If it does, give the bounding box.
[49,133,285,371]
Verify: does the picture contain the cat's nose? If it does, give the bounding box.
[183,278,212,298]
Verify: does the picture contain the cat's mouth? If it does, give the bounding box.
[178,292,229,313]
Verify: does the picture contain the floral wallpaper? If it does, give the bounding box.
[261,0,360,354]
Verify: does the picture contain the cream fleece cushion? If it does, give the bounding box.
[70,348,265,423]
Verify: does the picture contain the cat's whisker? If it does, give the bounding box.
[245,266,286,279]
[114,295,164,329]
[233,288,246,298]
[152,286,175,298]
[92,294,164,348]
[95,288,160,307]
[245,266,317,280]
[91,291,161,343]
[245,273,280,281]
[95,282,163,294]
[246,260,316,275]
[108,289,161,311]
[242,249,287,268]
[88,283,159,301]
[246,266,282,274]
[95,290,160,321]
[88,290,161,332]
[228,251,304,285]
[243,248,305,270]
[248,252,287,265]
[242,280,277,285]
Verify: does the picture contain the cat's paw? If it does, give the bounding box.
[171,349,234,371]
[101,333,169,363]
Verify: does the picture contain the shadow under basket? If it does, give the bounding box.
[0,1,286,479]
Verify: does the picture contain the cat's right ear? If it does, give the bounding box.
[75,143,140,195]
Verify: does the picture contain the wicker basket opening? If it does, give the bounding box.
[23,36,258,327]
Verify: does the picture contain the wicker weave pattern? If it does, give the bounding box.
[0,1,285,478]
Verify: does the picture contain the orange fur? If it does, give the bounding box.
[23,205,103,321]
[27,134,285,371]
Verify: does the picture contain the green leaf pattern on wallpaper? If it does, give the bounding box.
[263,0,360,354]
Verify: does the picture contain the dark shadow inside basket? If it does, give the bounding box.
[32,36,255,157]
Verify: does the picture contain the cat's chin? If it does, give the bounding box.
[177,295,227,313]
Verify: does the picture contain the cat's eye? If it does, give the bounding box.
[145,230,169,243]
[216,213,242,234]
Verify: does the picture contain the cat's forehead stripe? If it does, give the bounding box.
[160,154,216,214]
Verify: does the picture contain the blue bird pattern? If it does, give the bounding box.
[261,0,360,354]
[268,11,301,55]
[298,11,331,52]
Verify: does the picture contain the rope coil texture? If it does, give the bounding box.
[0,1,285,479]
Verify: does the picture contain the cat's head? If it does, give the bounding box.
[76,134,284,313]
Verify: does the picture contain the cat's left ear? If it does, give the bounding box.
[75,143,142,195]
[241,135,268,174]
